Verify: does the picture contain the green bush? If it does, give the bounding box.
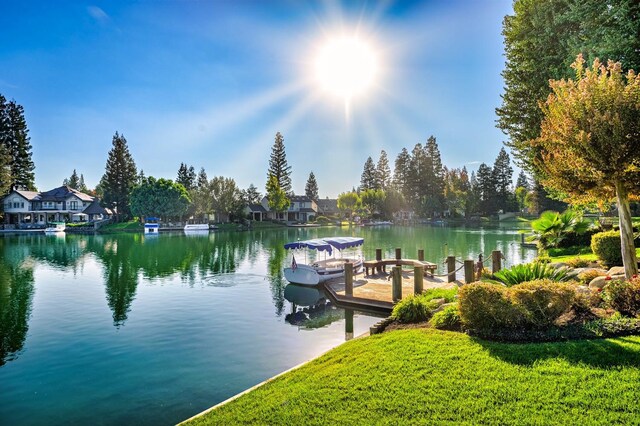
[421,288,457,303]
[591,230,622,267]
[459,281,577,332]
[430,305,461,330]
[315,215,332,225]
[392,295,436,324]
[458,283,524,331]
[602,277,640,317]
[564,257,590,268]
[488,262,576,286]
[509,280,575,328]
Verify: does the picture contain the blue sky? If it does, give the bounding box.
[0,0,513,197]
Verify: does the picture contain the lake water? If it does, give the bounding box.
[0,224,536,425]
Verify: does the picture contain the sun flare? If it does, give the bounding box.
[315,37,378,100]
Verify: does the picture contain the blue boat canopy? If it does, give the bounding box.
[284,237,364,254]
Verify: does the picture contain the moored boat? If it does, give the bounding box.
[144,217,159,235]
[44,222,66,234]
[184,223,210,232]
[283,237,364,286]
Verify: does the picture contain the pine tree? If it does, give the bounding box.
[0,97,35,190]
[305,171,319,201]
[476,163,497,215]
[515,170,530,190]
[196,167,208,188]
[176,163,196,190]
[64,169,81,189]
[100,132,138,221]
[376,150,392,189]
[137,169,146,185]
[492,148,515,212]
[243,183,262,204]
[425,136,445,216]
[0,143,11,196]
[267,132,292,195]
[187,166,196,190]
[393,148,411,199]
[78,174,88,193]
[360,157,378,191]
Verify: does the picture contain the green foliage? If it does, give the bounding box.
[430,305,461,330]
[530,210,591,249]
[176,163,196,191]
[0,95,36,191]
[267,132,292,195]
[314,215,331,225]
[603,278,640,317]
[577,269,606,286]
[304,171,319,201]
[488,262,576,286]
[266,174,290,217]
[459,280,577,332]
[130,177,191,220]
[0,143,11,197]
[422,287,457,303]
[564,257,590,268]
[100,132,138,221]
[336,191,360,222]
[359,188,385,218]
[591,230,623,267]
[209,176,246,222]
[391,294,436,324]
[360,156,378,191]
[376,150,391,190]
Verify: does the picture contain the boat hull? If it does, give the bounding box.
[184,224,210,232]
[284,259,363,286]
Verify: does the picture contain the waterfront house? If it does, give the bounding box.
[2,186,109,227]
[316,198,338,217]
[251,195,318,223]
[245,203,268,221]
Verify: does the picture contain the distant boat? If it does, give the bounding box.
[144,217,159,235]
[283,237,364,286]
[362,220,392,227]
[44,222,66,234]
[184,223,209,232]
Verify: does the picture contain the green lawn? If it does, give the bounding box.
[548,248,640,263]
[99,220,142,231]
[186,329,640,425]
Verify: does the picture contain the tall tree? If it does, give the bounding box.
[196,167,208,188]
[100,132,138,221]
[0,144,11,197]
[0,97,35,190]
[305,171,319,201]
[515,170,530,191]
[534,56,640,278]
[376,150,392,189]
[176,163,196,191]
[492,148,515,212]
[425,136,445,216]
[130,177,191,220]
[63,169,81,189]
[209,176,245,222]
[476,163,496,215]
[360,157,378,191]
[393,148,411,199]
[337,191,361,224]
[243,183,262,205]
[267,132,292,195]
[266,174,290,220]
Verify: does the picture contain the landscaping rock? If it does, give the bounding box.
[607,266,626,276]
[589,274,625,289]
[550,262,568,269]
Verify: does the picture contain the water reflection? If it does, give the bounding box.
[283,284,345,330]
[0,238,35,366]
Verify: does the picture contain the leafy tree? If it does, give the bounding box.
[381,188,406,219]
[189,178,211,223]
[243,183,262,205]
[209,176,245,222]
[0,96,35,191]
[100,132,138,221]
[376,150,392,189]
[176,163,196,191]
[530,210,591,250]
[130,177,191,220]
[360,189,386,218]
[533,56,640,277]
[305,171,319,201]
[337,191,361,224]
[267,132,292,195]
[266,174,290,220]
[360,157,378,191]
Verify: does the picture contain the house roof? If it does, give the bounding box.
[83,200,108,215]
[290,195,312,202]
[11,189,40,201]
[299,208,316,213]
[317,199,338,209]
[247,203,267,213]
[39,185,94,202]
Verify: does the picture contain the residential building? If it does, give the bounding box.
[316,198,338,216]
[250,195,318,222]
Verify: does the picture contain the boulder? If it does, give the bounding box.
[607,266,626,276]
[575,267,607,277]
[589,274,626,289]
[550,262,568,269]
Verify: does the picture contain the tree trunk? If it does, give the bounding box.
[615,181,638,279]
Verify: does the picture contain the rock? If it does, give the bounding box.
[607,266,626,276]
[575,267,607,277]
[575,285,592,294]
[550,262,568,269]
[589,274,626,289]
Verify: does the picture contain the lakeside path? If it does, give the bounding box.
[183,329,640,425]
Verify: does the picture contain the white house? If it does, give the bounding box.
[252,195,318,222]
[2,186,109,227]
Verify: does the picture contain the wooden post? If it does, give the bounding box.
[414,265,424,295]
[375,248,382,261]
[345,309,354,341]
[395,248,402,260]
[392,266,402,302]
[418,249,424,262]
[464,259,474,284]
[345,262,353,297]
[447,256,456,283]
[521,233,525,245]
[492,250,502,274]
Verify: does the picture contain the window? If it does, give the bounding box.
[69,201,78,210]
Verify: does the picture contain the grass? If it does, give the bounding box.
[99,220,142,231]
[547,248,640,263]
[185,329,640,425]
[421,287,457,302]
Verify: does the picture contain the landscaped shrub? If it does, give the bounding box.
[488,262,576,286]
[509,280,575,328]
[430,305,461,330]
[577,269,606,286]
[392,295,436,324]
[421,287,457,303]
[565,257,590,268]
[458,283,524,331]
[591,230,622,267]
[602,277,640,317]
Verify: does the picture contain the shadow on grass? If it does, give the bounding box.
[473,336,640,368]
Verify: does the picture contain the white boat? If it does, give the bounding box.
[44,222,66,233]
[184,223,210,233]
[283,237,364,286]
[362,220,393,227]
[144,217,159,235]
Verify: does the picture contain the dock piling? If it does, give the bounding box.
[345,262,353,297]
[392,266,402,302]
[447,256,456,283]
[418,249,424,262]
[414,265,424,295]
[464,260,474,284]
[492,250,502,273]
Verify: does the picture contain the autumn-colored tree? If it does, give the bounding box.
[534,56,640,277]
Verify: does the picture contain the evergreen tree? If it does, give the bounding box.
[0,97,35,190]
[476,163,497,215]
[305,171,319,201]
[393,148,411,199]
[196,167,208,189]
[0,143,11,197]
[78,174,88,193]
[64,169,81,189]
[243,183,262,205]
[376,150,392,189]
[137,169,146,185]
[176,163,196,190]
[267,132,292,195]
[360,157,378,191]
[100,132,138,221]
[425,136,445,216]
[515,170,530,191]
[492,148,515,212]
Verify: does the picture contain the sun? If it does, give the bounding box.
[315,37,378,101]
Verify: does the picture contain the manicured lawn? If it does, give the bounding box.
[549,248,640,263]
[99,220,142,231]
[186,329,640,425]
